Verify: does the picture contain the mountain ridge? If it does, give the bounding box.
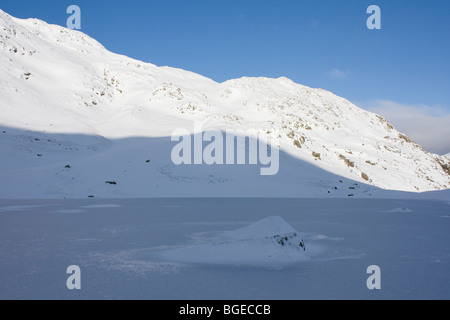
[0,10,449,198]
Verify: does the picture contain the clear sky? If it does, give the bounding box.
[1,0,450,153]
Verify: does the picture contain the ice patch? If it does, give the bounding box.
[58,209,86,214]
[80,204,121,209]
[0,205,48,212]
[86,251,181,275]
[158,216,311,268]
[72,238,102,243]
[387,208,412,213]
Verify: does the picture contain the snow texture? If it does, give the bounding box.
[0,9,449,199]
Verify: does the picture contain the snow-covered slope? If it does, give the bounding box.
[0,9,449,198]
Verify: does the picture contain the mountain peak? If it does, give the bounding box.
[0,10,106,57]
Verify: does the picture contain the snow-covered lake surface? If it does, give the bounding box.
[0,198,449,300]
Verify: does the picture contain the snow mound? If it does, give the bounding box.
[159,216,309,268]
[226,216,297,239]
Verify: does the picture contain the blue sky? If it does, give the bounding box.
[1,0,450,153]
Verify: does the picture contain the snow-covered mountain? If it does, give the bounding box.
[0,9,449,198]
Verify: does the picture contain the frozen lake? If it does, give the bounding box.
[0,198,449,299]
